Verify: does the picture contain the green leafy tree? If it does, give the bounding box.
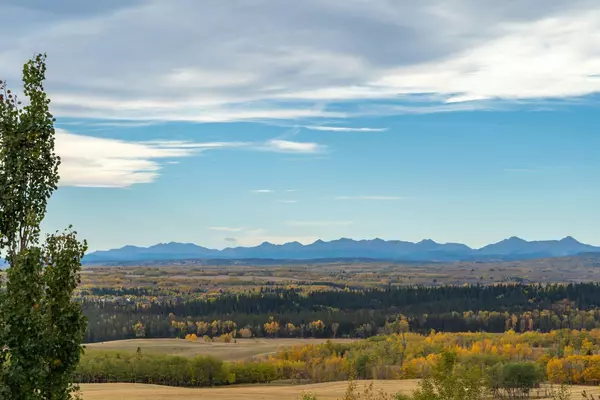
[0,54,87,399]
[413,350,486,400]
[487,362,543,399]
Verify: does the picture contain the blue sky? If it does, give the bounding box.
[3,0,600,250]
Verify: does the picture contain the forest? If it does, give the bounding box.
[83,283,600,342]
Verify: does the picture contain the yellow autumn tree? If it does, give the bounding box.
[547,358,568,383]
[264,317,280,337]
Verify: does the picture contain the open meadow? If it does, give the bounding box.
[85,338,355,360]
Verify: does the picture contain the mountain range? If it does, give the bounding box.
[83,236,600,264]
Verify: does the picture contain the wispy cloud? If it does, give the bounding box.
[144,140,249,149]
[263,140,324,154]
[303,126,387,132]
[334,196,403,201]
[89,121,159,128]
[252,189,274,193]
[285,220,353,227]
[208,227,245,232]
[278,200,298,204]
[151,139,321,154]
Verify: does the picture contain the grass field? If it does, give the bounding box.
[85,338,355,360]
[79,381,600,400]
[80,380,420,400]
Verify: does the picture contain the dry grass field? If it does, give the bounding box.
[79,381,600,400]
[80,380,420,400]
[85,338,356,360]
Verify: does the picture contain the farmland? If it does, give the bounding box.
[79,381,600,400]
[85,338,355,360]
[80,380,421,400]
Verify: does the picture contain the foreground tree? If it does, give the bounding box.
[0,54,87,399]
[412,351,486,400]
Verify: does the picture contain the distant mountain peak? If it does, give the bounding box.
[83,236,600,264]
[560,236,580,243]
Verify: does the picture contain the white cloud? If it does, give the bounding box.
[55,129,320,187]
[264,140,323,153]
[55,129,200,187]
[302,126,387,132]
[53,126,324,187]
[278,200,298,204]
[251,189,274,193]
[285,220,353,227]
[4,1,600,122]
[371,12,600,103]
[335,196,403,201]
[208,227,245,232]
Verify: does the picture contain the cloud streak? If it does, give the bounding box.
[302,126,387,132]
[334,196,403,201]
[263,139,323,153]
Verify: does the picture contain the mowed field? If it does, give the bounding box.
[85,338,356,360]
[80,381,600,400]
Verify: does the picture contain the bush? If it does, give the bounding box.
[229,361,279,384]
[487,362,543,399]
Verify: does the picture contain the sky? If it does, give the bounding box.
[2,0,600,251]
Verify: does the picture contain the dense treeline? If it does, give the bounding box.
[76,329,600,389]
[83,283,600,342]
[74,351,279,387]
